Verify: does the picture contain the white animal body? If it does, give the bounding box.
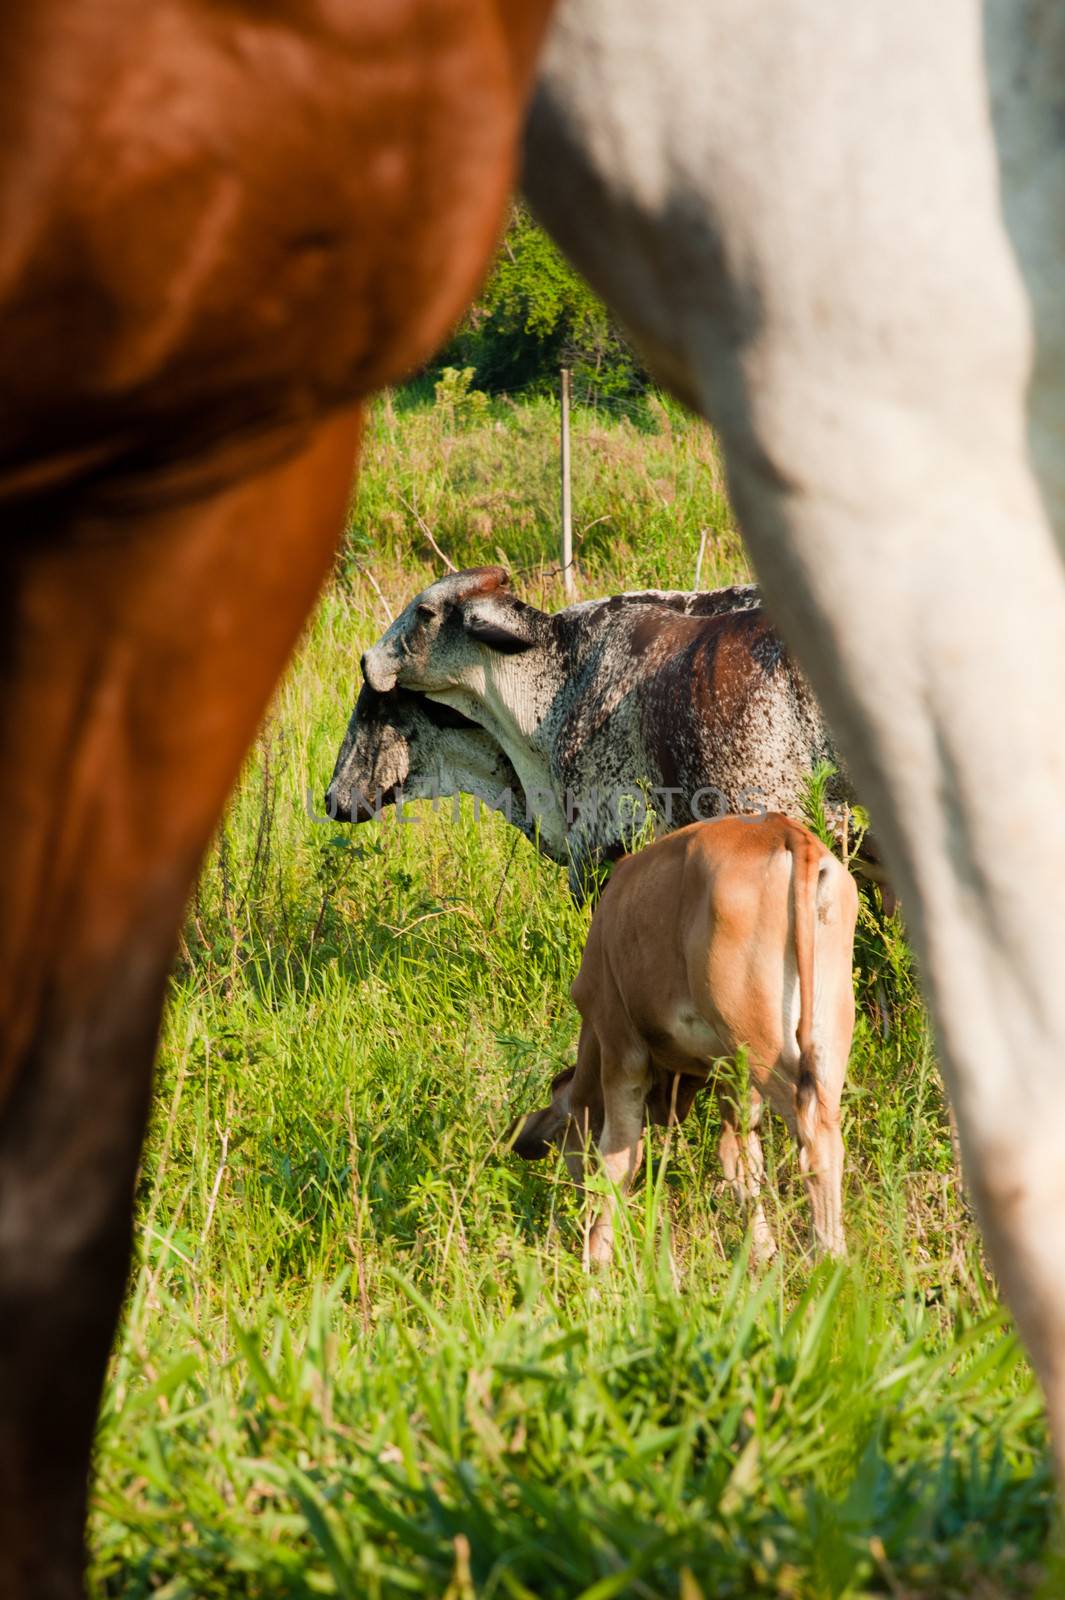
[524,0,1065,1471]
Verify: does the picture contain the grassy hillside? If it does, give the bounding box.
[90,393,1057,1598]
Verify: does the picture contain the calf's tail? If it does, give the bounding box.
[790,830,823,1147]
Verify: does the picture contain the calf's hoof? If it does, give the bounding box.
[750,1233,778,1269]
[585,1224,615,1269]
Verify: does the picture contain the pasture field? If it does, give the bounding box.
[92,393,1058,1598]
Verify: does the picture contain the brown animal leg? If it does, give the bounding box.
[0,408,361,1599]
[794,1086,846,1260]
[561,1027,603,1191]
[717,1089,777,1264]
[587,1053,650,1266]
[796,1100,844,1260]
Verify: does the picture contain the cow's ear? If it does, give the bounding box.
[462,602,536,655]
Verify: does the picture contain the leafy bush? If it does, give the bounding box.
[432,365,489,425]
[437,202,648,405]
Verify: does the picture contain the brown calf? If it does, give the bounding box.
[511,815,858,1264]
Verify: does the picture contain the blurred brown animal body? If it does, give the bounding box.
[0,5,552,1594]
[511,816,858,1265]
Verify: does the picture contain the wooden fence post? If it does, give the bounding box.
[693,526,709,590]
[560,367,575,600]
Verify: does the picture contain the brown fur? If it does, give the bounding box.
[0,6,553,1594]
[510,815,858,1265]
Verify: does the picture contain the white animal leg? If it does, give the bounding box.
[527,0,1065,1472]
[730,462,1065,1446]
[738,486,1065,1450]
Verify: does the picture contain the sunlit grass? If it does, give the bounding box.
[90,394,1057,1598]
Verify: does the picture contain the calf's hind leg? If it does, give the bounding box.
[794,1079,846,1260]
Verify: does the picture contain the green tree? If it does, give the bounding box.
[438,202,647,403]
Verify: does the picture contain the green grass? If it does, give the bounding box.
[349,386,746,592]
[91,393,1058,1598]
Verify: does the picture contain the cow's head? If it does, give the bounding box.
[360,567,540,695]
[325,683,523,823]
[506,1064,604,1161]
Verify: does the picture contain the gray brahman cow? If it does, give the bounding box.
[347,571,857,895]
[326,683,529,835]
